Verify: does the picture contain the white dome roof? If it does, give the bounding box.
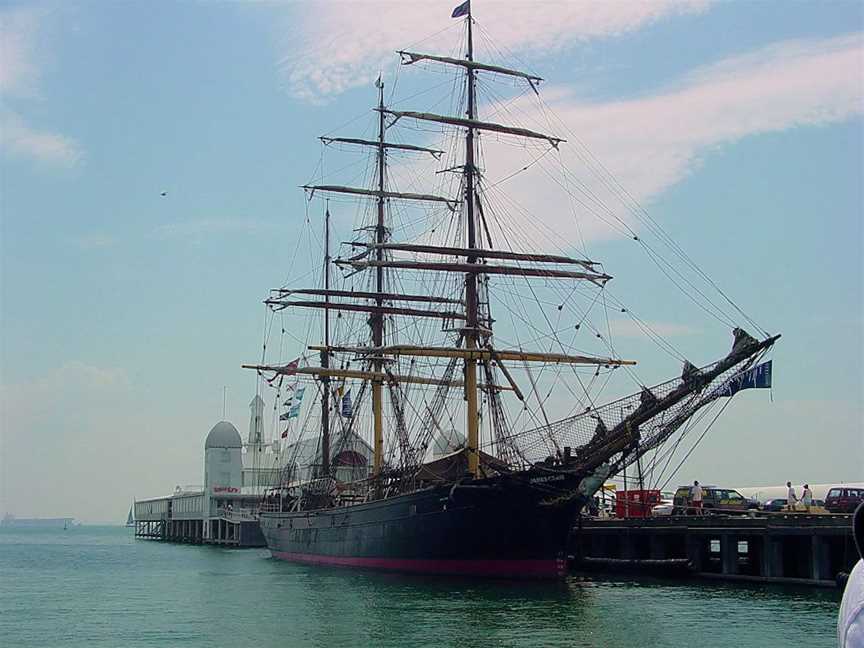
[205,421,242,449]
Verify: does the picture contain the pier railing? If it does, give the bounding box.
[218,506,257,522]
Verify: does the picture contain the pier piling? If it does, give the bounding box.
[573,513,855,587]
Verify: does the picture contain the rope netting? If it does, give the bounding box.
[499,342,767,473]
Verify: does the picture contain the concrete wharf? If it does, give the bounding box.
[572,513,856,587]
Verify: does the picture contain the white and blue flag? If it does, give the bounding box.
[287,386,306,418]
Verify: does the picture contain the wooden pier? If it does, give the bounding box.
[134,514,264,547]
[134,494,265,548]
[571,513,856,587]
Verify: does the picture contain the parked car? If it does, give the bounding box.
[825,487,864,513]
[762,498,788,512]
[652,498,675,516]
[672,486,750,515]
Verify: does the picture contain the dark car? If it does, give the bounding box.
[825,487,864,513]
[762,498,788,512]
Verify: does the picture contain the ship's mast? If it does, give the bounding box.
[320,206,331,476]
[247,7,643,484]
[372,78,386,477]
[463,7,480,477]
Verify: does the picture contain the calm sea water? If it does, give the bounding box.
[0,526,841,647]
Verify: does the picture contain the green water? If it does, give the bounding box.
[0,526,840,647]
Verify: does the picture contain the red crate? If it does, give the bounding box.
[615,489,662,518]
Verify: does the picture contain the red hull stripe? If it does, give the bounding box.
[271,551,565,578]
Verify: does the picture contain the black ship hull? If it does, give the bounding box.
[260,474,582,579]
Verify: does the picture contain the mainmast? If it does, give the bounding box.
[372,77,386,477]
[463,5,481,477]
[320,207,331,476]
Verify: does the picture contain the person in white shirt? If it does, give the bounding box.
[801,484,813,513]
[786,481,798,512]
[691,480,703,516]
[838,502,864,647]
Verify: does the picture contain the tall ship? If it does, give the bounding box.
[246,1,779,578]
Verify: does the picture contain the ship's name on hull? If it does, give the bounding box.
[530,475,566,484]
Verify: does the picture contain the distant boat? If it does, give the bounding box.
[125,505,135,527]
[1,514,75,529]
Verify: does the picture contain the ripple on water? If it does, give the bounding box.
[0,527,841,648]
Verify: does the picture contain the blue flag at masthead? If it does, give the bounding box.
[451,1,470,18]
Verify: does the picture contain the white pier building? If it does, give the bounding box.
[134,397,285,547]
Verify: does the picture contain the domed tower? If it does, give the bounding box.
[204,421,243,493]
[202,421,242,541]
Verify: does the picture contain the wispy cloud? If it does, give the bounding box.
[0,6,41,97]
[0,7,82,167]
[279,0,712,101]
[471,32,864,247]
[1,110,82,166]
[153,218,278,239]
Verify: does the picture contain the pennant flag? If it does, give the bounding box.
[281,428,289,439]
[288,386,306,418]
[717,361,772,398]
[283,357,300,375]
[451,0,470,18]
[264,373,283,387]
[341,390,353,418]
[283,382,299,407]
[279,412,291,421]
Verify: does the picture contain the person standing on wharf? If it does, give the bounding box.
[692,480,703,515]
[786,481,798,512]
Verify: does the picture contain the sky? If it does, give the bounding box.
[0,0,861,523]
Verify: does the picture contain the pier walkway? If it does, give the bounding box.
[134,495,265,548]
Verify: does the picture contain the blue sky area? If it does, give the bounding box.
[1,1,861,521]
